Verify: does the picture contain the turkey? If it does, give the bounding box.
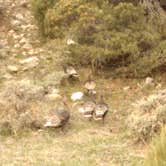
[84,74,96,95]
[44,97,70,131]
[61,64,79,85]
[93,95,109,124]
[63,64,79,79]
[79,98,96,120]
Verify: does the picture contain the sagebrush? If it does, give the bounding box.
[127,89,166,142]
[0,81,47,135]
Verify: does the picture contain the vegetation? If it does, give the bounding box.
[145,126,166,166]
[0,76,146,165]
[127,89,166,142]
[0,81,46,136]
[31,0,166,77]
[0,0,165,165]
[31,0,57,36]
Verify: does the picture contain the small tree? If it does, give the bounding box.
[31,0,166,77]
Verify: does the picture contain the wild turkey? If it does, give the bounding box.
[84,74,96,95]
[79,99,96,120]
[44,97,70,131]
[61,64,79,85]
[63,64,79,79]
[93,95,109,124]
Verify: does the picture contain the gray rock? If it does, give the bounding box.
[123,86,130,91]
[11,20,22,27]
[145,77,154,85]
[22,42,32,50]
[19,37,27,44]
[15,13,24,21]
[7,65,19,73]
[19,56,39,70]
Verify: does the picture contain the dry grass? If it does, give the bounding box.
[1,1,166,165]
[127,89,166,142]
[144,126,166,166]
[0,75,151,165]
[0,66,165,165]
[0,127,144,166]
[0,80,49,135]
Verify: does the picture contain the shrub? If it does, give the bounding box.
[67,3,165,75]
[0,81,47,136]
[144,126,166,166]
[32,0,166,77]
[31,0,58,36]
[127,89,166,142]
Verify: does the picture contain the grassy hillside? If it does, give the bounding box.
[0,0,165,165]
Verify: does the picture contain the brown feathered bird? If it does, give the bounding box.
[93,95,109,124]
[63,64,79,79]
[84,74,96,95]
[44,97,70,131]
[79,100,96,121]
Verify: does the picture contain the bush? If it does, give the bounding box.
[144,126,166,166]
[0,81,47,136]
[127,89,166,142]
[67,2,166,76]
[31,0,58,36]
[32,0,166,77]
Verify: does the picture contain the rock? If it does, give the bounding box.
[11,20,22,26]
[137,83,142,89]
[142,77,155,88]
[21,25,31,31]
[46,86,60,94]
[71,92,84,101]
[19,56,39,64]
[123,86,130,91]
[19,56,39,70]
[22,42,32,50]
[15,13,24,21]
[7,65,19,73]
[19,37,27,44]
[156,83,162,89]
[13,34,20,40]
[3,73,13,79]
[22,51,27,56]
[46,93,62,101]
[14,43,21,48]
[52,88,60,94]
[145,77,154,85]
[8,30,15,35]
[67,39,76,45]
[27,49,36,55]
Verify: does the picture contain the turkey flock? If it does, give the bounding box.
[44,64,109,131]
